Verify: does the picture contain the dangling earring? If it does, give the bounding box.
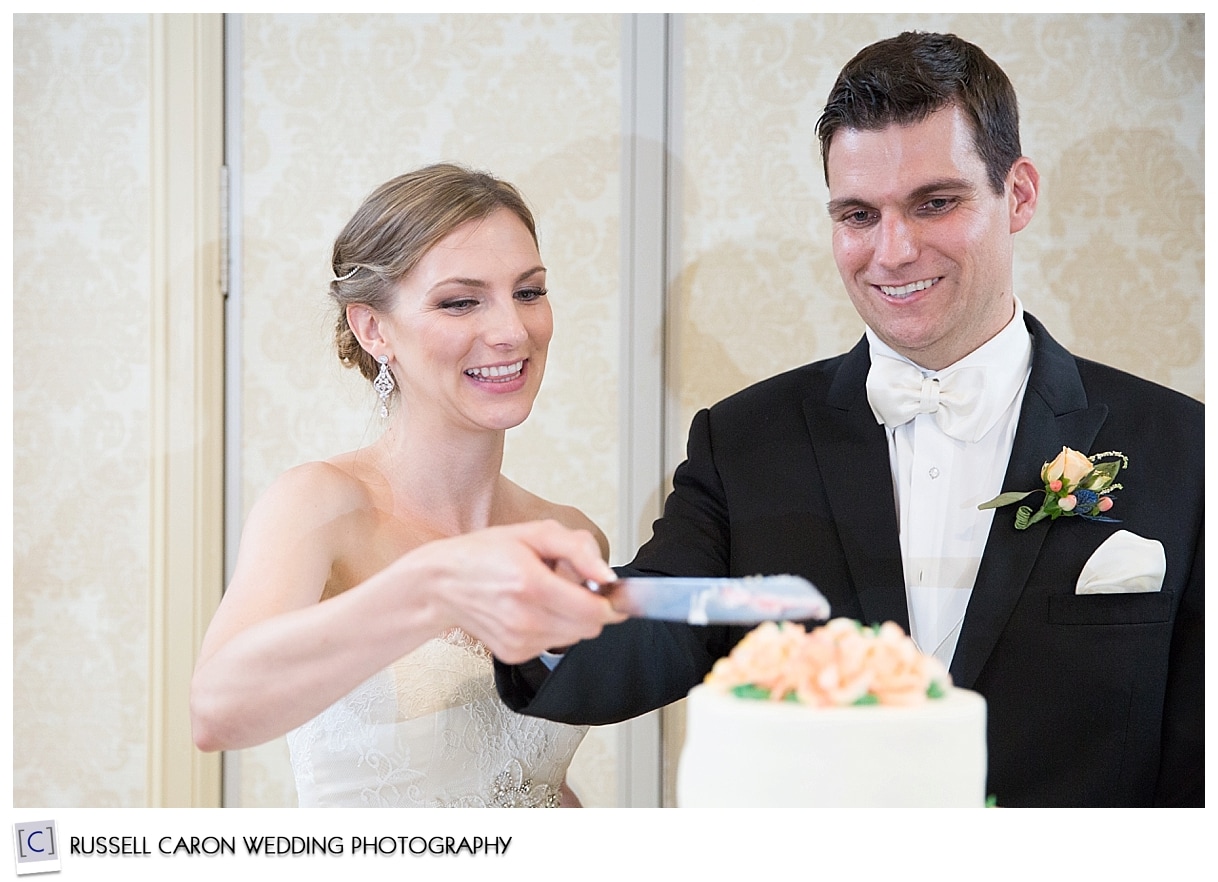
[373,354,395,417]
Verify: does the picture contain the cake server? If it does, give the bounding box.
[584,574,830,625]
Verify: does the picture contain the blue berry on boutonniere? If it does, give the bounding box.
[978,447,1125,530]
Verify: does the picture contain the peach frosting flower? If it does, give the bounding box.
[705,618,950,707]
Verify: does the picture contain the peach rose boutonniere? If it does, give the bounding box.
[979,447,1126,530]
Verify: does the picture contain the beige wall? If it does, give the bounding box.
[13,13,224,807]
[14,13,154,807]
[12,13,1203,809]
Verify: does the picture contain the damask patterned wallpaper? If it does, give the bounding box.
[13,14,153,807]
[12,13,1203,809]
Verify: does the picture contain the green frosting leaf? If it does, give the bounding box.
[730,684,773,701]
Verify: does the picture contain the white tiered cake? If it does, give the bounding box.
[677,619,988,807]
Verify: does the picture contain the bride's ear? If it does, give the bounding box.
[346,303,386,355]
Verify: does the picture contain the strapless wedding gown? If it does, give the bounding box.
[286,629,587,807]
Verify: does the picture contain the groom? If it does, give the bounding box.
[496,31,1204,807]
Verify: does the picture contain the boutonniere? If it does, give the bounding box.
[979,447,1126,530]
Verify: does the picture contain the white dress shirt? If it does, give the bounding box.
[866,300,1032,668]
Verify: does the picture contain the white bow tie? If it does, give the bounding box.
[866,357,989,442]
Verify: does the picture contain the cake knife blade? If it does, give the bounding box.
[584,574,831,625]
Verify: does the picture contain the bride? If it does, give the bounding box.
[190,164,623,807]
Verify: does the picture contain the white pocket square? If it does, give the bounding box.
[1075,530,1166,595]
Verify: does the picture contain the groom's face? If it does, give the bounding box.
[825,103,1037,370]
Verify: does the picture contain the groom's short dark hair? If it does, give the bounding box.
[816,31,1022,194]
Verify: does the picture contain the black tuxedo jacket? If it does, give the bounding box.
[496,314,1204,806]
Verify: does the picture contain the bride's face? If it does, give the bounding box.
[382,208,552,433]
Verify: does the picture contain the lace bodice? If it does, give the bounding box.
[286,630,587,807]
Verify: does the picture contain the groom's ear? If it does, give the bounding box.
[1007,157,1039,234]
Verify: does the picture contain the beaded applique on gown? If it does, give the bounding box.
[286,629,587,807]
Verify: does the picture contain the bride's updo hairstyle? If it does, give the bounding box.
[329,163,539,386]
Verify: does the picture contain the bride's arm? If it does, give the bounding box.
[189,461,427,751]
[189,464,620,752]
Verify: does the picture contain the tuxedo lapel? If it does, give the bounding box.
[803,338,909,630]
[951,315,1110,688]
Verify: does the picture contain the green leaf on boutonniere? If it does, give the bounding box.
[1084,460,1123,492]
[977,490,1036,511]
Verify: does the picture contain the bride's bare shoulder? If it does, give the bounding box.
[503,481,610,560]
[255,453,380,524]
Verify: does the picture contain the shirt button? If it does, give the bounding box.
[929,467,941,479]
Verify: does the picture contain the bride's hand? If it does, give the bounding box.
[402,520,626,663]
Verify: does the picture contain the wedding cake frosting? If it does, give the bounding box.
[677,618,987,807]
